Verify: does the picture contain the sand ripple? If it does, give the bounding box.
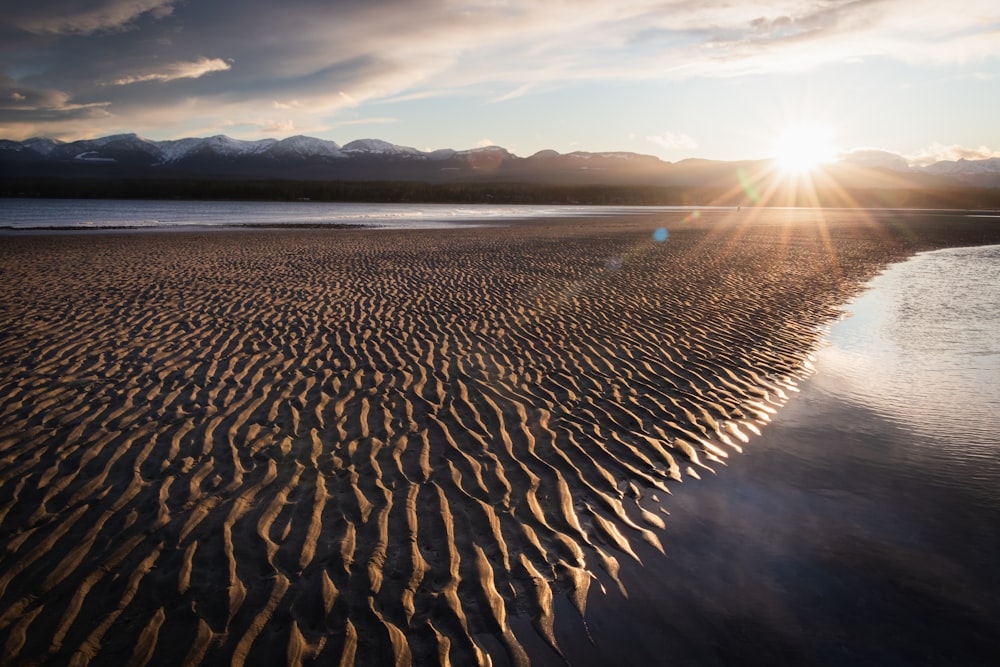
[0,211,964,664]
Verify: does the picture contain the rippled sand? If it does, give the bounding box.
[2,210,997,665]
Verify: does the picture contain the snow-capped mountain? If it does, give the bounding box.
[23,137,65,156]
[0,133,654,166]
[29,133,158,164]
[2,132,999,189]
[5,133,285,166]
[152,137,209,163]
[453,146,514,161]
[839,150,1000,178]
[923,157,1000,176]
[341,138,423,157]
[0,132,668,184]
[263,135,344,159]
[566,151,657,161]
[160,135,277,162]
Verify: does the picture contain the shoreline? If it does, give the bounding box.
[560,248,1000,665]
[2,200,1000,235]
[567,366,1000,666]
[2,211,999,665]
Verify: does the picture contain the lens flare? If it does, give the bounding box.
[737,168,761,204]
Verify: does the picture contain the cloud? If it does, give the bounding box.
[5,0,178,35]
[908,142,1000,166]
[0,74,109,115]
[208,116,307,138]
[476,138,496,147]
[112,58,231,86]
[647,130,698,152]
[258,119,297,134]
[338,91,360,107]
[838,148,913,171]
[2,0,998,141]
[329,117,398,128]
[0,77,112,138]
[490,83,535,103]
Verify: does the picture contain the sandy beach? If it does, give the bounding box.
[2,209,999,666]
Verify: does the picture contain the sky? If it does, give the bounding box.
[1,0,999,165]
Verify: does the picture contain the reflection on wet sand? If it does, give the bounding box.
[1,210,998,665]
[584,281,1000,665]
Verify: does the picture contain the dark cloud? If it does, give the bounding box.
[0,73,103,112]
[2,0,478,130]
[1,0,179,35]
[0,73,110,134]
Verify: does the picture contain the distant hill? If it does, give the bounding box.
[3,133,999,208]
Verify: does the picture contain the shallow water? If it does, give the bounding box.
[0,198,715,229]
[574,245,1000,666]
[818,244,1000,498]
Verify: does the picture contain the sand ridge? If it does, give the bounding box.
[2,210,998,665]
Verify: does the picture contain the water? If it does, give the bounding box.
[581,245,1000,665]
[817,244,1000,492]
[0,198,713,230]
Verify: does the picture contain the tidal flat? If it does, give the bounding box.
[1,208,998,665]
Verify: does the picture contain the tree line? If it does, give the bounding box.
[3,176,999,210]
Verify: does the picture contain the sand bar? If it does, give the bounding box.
[1,209,999,665]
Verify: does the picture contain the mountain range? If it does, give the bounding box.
[3,133,1000,196]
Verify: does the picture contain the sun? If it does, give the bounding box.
[773,124,838,174]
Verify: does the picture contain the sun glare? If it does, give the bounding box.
[773,124,838,174]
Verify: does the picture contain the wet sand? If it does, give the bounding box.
[1,209,999,665]
[558,363,1000,667]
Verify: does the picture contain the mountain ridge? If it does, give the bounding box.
[5,132,1000,173]
[3,133,1000,194]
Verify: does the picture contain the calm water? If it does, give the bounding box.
[578,246,1000,666]
[818,244,1000,494]
[0,198,714,230]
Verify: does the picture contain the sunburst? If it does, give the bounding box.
[773,124,838,174]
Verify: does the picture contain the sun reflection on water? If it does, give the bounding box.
[817,244,1000,473]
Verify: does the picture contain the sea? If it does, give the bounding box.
[0,198,713,230]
